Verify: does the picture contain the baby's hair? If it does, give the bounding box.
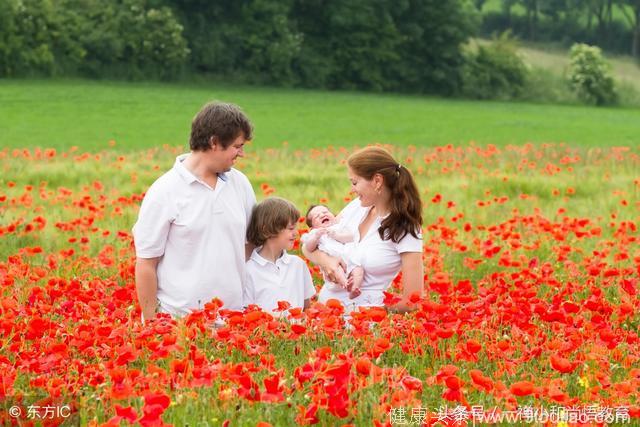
[305,204,330,228]
[247,197,300,246]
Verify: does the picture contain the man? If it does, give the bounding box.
[133,102,256,321]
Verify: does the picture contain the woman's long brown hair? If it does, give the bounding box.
[348,147,422,243]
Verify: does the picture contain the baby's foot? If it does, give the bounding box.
[349,287,362,299]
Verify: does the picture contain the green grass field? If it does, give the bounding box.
[1,79,640,151]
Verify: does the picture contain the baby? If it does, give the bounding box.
[301,204,364,299]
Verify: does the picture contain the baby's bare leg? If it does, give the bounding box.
[348,266,364,299]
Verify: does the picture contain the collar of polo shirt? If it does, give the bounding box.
[174,154,228,184]
[251,248,292,266]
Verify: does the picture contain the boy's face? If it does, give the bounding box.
[272,222,298,251]
[307,205,335,228]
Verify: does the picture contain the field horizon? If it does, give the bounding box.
[1,79,640,152]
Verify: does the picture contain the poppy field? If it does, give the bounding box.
[0,142,639,426]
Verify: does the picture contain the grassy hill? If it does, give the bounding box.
[469,36,640,106]
[516,42,640,91]
[1,79,639,151]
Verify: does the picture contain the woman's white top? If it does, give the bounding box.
[317,198,423,310]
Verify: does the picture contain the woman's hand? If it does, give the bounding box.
[387,252,424,313]
[301,244,347,287]
[323,257,348,287]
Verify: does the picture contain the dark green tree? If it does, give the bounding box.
[619,0,640,58]
[166,0,301,84]
[237,0,302,84]
[0,0,84,76]
[462,33,529,99]
[390,0,477,95]
[290,0,403,91]
[0,0,188,78]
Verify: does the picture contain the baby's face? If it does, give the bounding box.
[308,205,336,228]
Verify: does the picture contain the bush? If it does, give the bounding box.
[0,0,189,79]
[75,0,189,80]
[520,67,577,104]
[0,0,85,77]
[567,43,617,106]
[616,81,640,107]
[462,33,529,100]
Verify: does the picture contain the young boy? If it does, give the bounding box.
[302,204,364,299]
[244,197,316,313]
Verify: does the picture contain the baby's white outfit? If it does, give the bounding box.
[301,224,363,290]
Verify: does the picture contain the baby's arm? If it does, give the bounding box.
[302,229,327,252]
[328,228,355,244]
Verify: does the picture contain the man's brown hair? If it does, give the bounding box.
[247,197,300,247]
[189,102,253,151]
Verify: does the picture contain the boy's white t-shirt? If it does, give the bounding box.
[132,154,256,317]
[244,249,316,312]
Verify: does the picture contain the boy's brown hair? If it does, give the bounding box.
[247,197,300,246]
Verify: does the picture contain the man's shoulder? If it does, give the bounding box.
[144,168,183,197]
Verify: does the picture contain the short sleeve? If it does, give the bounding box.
[301,262,316,300]
[132,185,175,258]
[238,170,257,225]
[336,198,366,236]
[397,230,423,254]
[338,198,362,220]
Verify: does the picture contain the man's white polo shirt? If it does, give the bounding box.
[133,154,256,316]
[244,249,316,312]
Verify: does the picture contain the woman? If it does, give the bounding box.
[302,146,424,313]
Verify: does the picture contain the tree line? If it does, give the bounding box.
[477,0,640,58]
[0,0,475,95]
[1,0,638,98]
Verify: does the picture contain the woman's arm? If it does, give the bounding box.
[301,245,348,287]
[388,252,424,313]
